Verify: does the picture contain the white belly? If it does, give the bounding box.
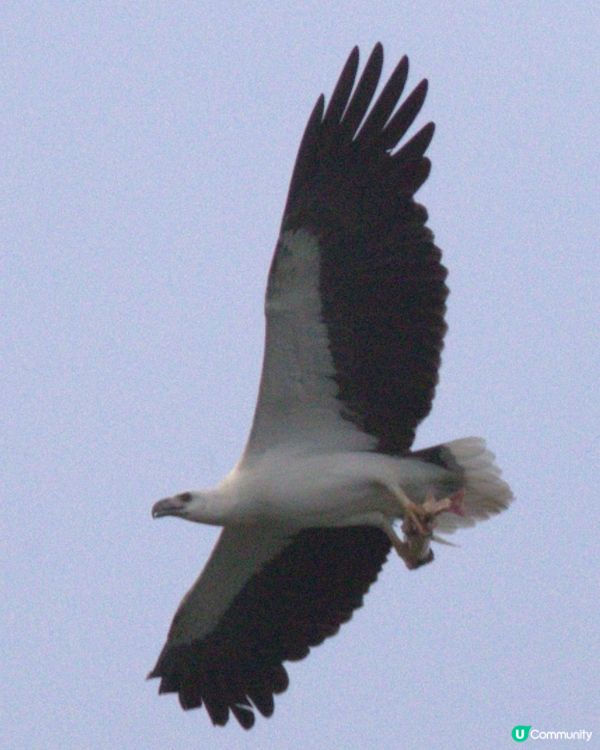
[224,449,447,527]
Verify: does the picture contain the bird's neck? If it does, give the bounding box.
[186,488,233,526]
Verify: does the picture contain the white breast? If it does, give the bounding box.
[221,449,448,527]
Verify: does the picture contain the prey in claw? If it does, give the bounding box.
[391,489,466,570]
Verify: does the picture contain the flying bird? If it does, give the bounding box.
[149,43,512,729]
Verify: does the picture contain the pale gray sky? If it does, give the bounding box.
[3,3,599,749]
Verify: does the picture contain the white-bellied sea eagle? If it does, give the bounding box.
[149,44,513,729]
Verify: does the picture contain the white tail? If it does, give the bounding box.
[434,437,513,532]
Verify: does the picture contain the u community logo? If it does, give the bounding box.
[512,725,593,742]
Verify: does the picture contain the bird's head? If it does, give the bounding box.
[151,489,226,525]
[151,492,194,520]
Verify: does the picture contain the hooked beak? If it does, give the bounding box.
[151,494,188,519]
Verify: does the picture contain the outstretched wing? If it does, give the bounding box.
[245,44,448,459]
[149,526,390,728]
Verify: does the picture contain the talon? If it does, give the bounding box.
[386,485,466,570]
[402,504,430,536]
[422,488,466,518]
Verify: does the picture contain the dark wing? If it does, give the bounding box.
[149,526,390,728]
[247,43,447,458]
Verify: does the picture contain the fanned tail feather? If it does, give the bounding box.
[433,437,513,532]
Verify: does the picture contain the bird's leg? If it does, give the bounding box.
[421,488,466,518]
[392,486,466,530]
[391,486,430,535]
[387,487,466,570]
